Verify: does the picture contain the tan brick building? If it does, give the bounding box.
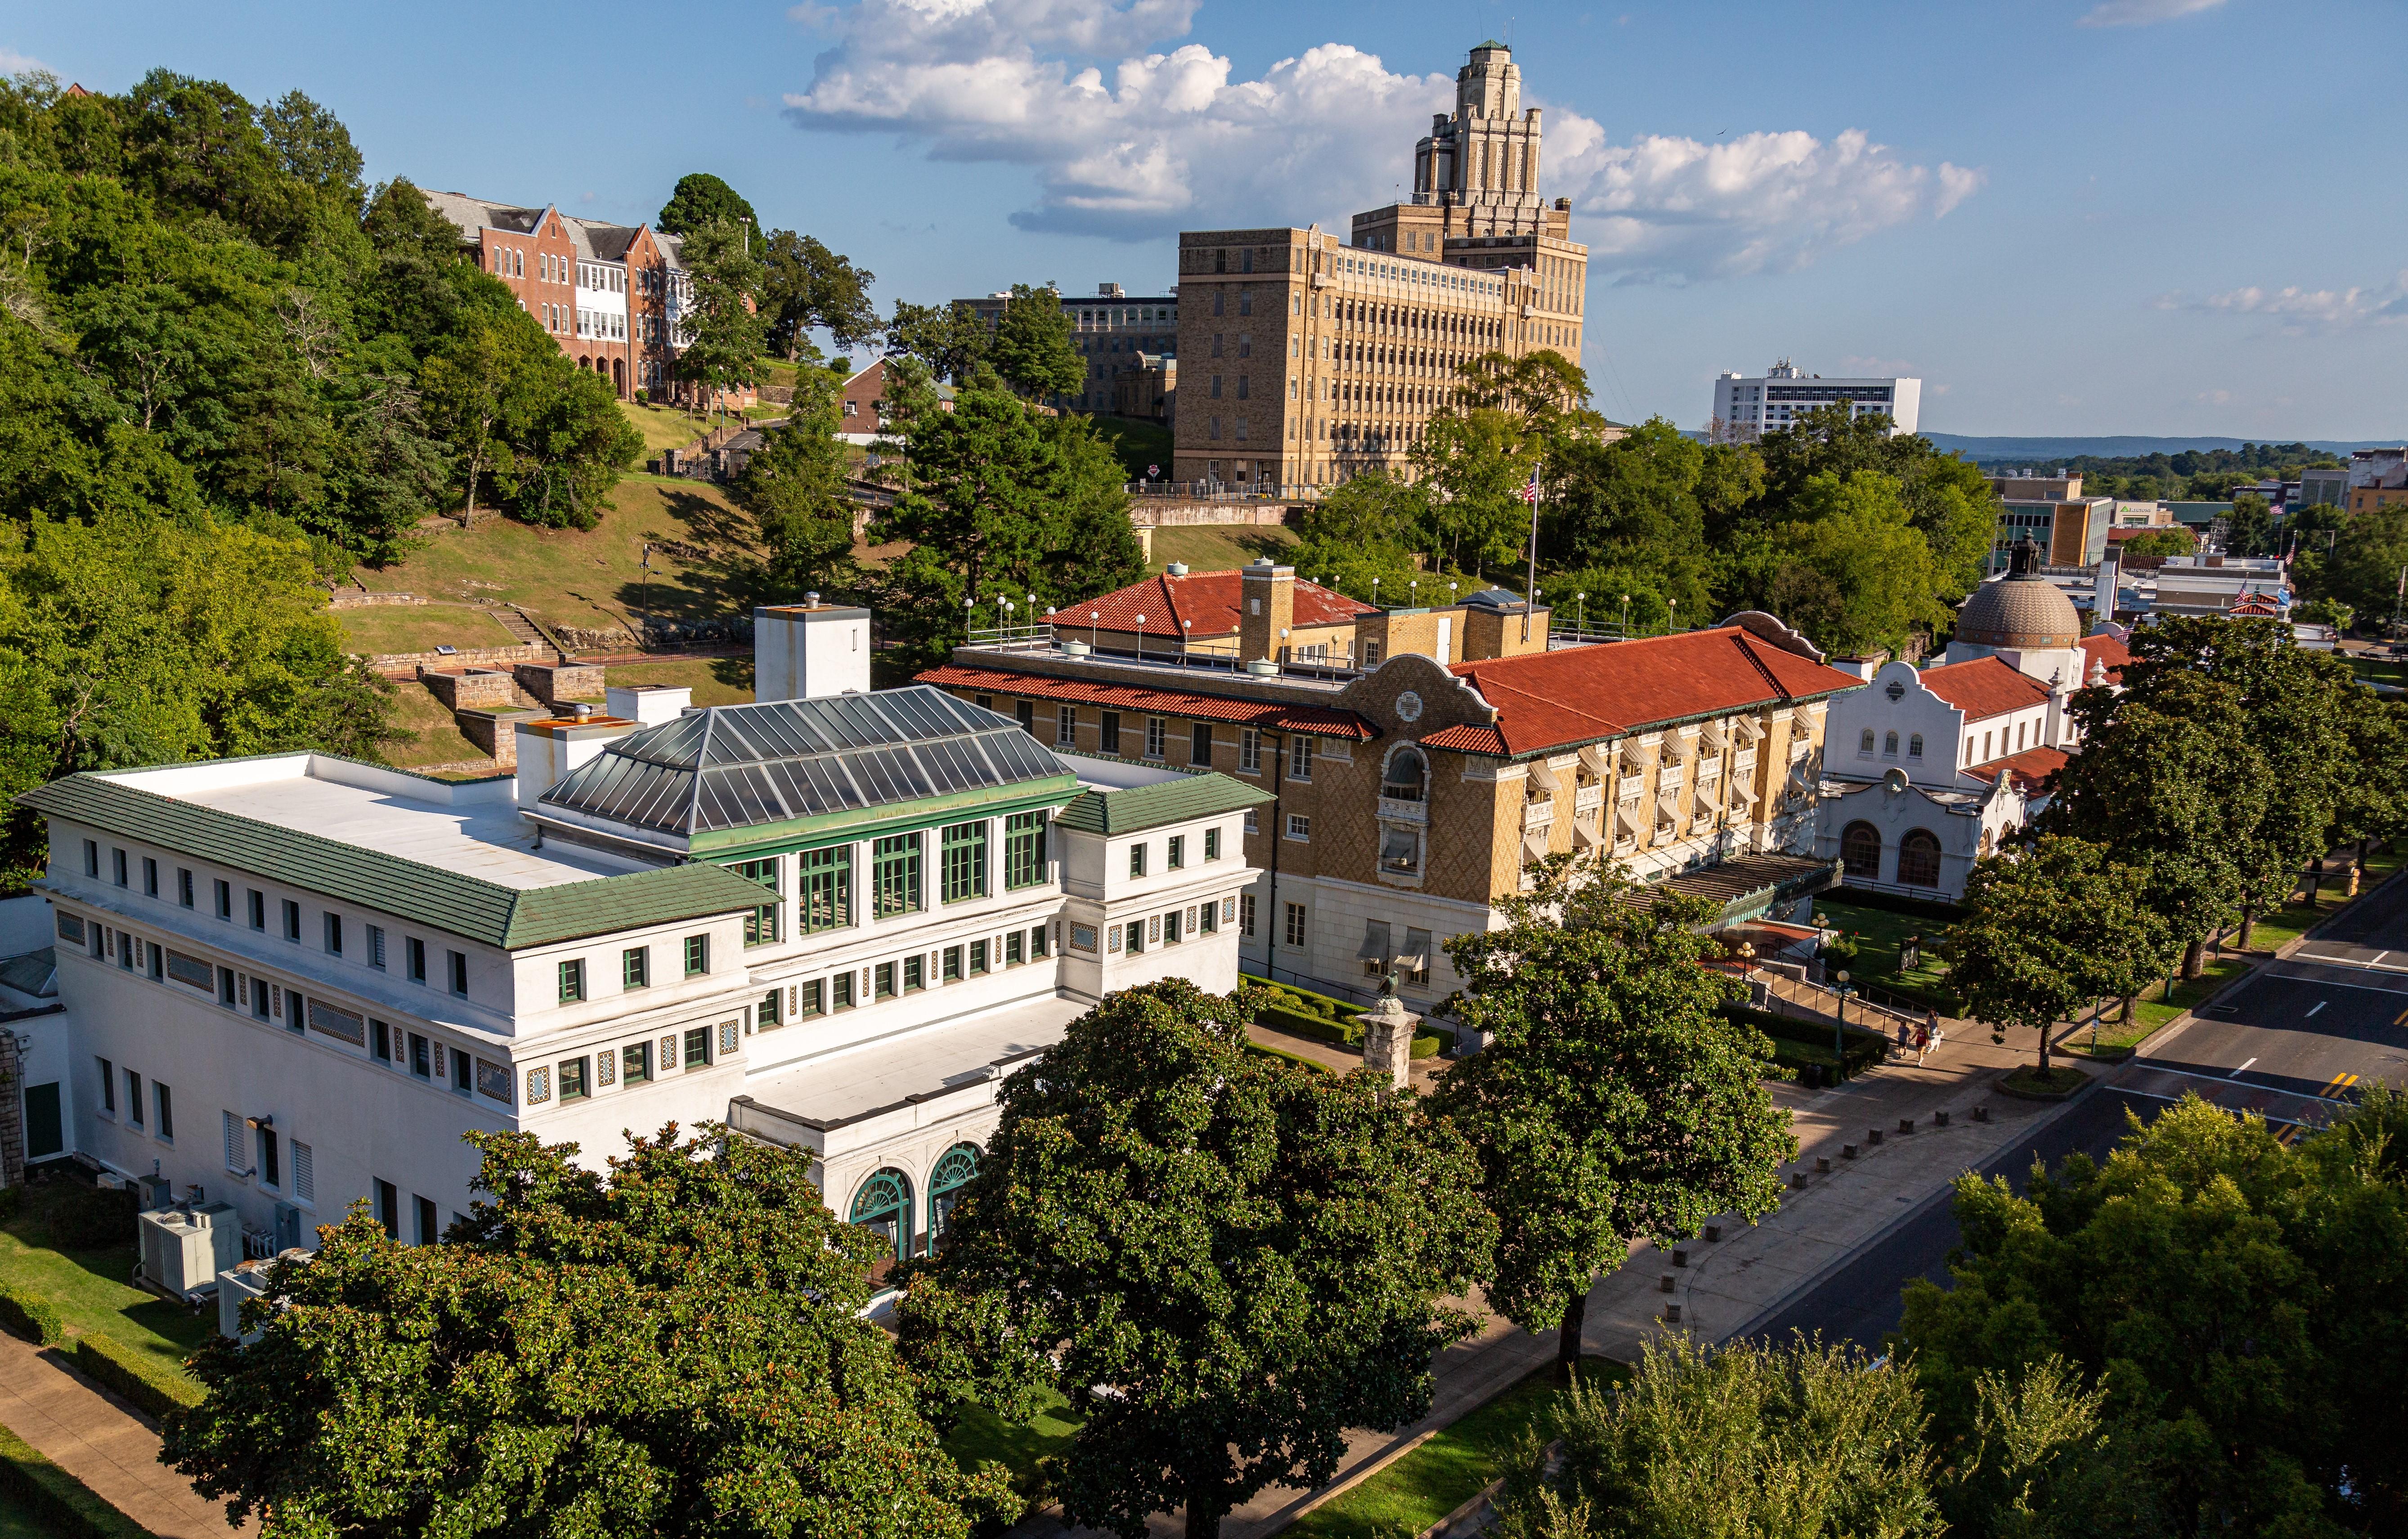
[1170,42,1589,490]
[923,562,1860,1008]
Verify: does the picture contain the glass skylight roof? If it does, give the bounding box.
[538,687,1070,837]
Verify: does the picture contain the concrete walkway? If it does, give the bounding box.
[0,1330,248,1536]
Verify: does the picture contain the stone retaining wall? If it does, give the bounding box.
[1127,502,1296,528]
[377,643,549,675]
[417,666,531,710]
[457,708,546,768]
[513,662,607,707]
[330,591,428,609]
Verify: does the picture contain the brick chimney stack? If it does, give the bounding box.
[1239,559,1295,665]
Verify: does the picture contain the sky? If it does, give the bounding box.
[9,0,2405,440]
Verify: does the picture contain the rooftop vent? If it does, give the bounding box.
[1166,562,1189,576]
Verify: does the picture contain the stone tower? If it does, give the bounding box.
[1413,42,1549,237]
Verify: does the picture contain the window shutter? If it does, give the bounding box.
[223,1111,242,1173]
[292,1141,314,1205]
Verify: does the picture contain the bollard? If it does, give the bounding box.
[1704,1224,1722,1243]
[1898,1117,1915,1135]
[1664,1302,1683,1324]
[1673,1249,1689,1267]
[1935,1110,1951,1127]
[1659,1273,1675,1293]
[1789,1171,1807,1190]
[1843,1143,1858,1159]
[1867,1129,1884,1146]
[1816,1156,1831,1174]
[1973,1105,1991,1123]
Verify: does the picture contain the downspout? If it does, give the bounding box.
[1264,727,1284,985]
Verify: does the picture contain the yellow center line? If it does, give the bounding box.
[2395,1007,2408,1026]
[2320,1072,2361,1099]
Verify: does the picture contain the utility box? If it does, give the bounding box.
[754,600,870,702]
[137,1173,174,1211]
[138,1202,241,1299]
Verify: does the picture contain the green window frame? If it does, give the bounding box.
[760,989,782,1028]
[797,979,823,1016]
[557,958,584,1003]
[832,970,855,1009]
[800,846,852,933]
[942,945,962,982]
[874,961,896,999]
[684,934,709,975]
[1167,835,1185,870]
[1129,842,1147,879]
[622,947,649,990]
[732,858,781,947]
[622,1041,651,1084]
[683,1025,710,1069]
[872,834,922,918]
[941,821,988,902]
[1005,930,1023,965]
[1030,923,1050,958]
[1205,827,1220,861]
[1005,812,1048,890]
[904,955,924,991]
[969,939,988,975]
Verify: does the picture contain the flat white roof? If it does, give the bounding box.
[111,755,627,891]
[742,994,1084,1126]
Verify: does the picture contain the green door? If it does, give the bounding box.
[22,1081,61,1161]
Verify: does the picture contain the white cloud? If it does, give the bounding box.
[2194,388,2233,405]
[0,49,49,76]
[2161,273,2408,332]
[782,0,1980,278]
[1841,354,1916,374]
[2077,0,2224,26]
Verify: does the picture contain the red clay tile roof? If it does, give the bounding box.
[1417,723,1508,755]
[1917,658,2052,722]
[2078,631,2130,685]
[1445,626,1866,758]
[1056,569,1377,641]
[915,664,1377,740]
[1969,743,2068,793]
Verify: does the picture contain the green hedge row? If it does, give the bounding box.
[1727,1005,1888,1073]
[74,1333,204,1421]
[1246,978,1365,1021]
[1818,888,1967,924]
[1242,1040,1335,1074]
[0,1281,61,1345]
[0,1422,151,1539]
[1258,1004,1363,1046]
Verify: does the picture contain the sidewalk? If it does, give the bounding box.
[1018,1019,2066,1539]
[0,1329,247,1536]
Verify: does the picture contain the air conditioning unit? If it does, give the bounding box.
[137,1202,240,1300]
[216,1259,274,1344]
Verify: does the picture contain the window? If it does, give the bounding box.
[1363,919,1393,978]
[1380,825,1422,876]
[904,954,925,990]
[409,1033,432,1078]
[252,977,270,1021]
[112,848,127,886]
[941,821,988,902]
[292,1141,314,1205]
[1191,722,1213,765]
[1858,729,1875,757]
[1016,700,1036,736]
[1004,929,1023,965]
[97,1057,114,1115]
[1241,893,1257,937]
[248,889,265,930]
[453,1049,471,1092]
[218,966,235,1006]
[1124,920,1144,955]
[559,1057,589,1101]
[875,960,896,999]
[1245,809,1259,835]
[942,944,962,982]
[684,1025,711,1068]
[1897,829,1943,888]
[259,1125,279,1187]
[1382,746,1428,802]
[407,936,426,982]
[1005,812,1048,889]
[1168,835,1185,870]
[1199,900,1218,934]
[558,959,585,1002]
[1287,814,1311,842]
[872,834,922,917]
[325,913,343,956]
[734,857,782,945]
[447,950,469,996]
[1883,731,1899,758]
[82,839,97,877]
[832,970,855,1009]
[801,846,852,932]
[1101,711,1122,755]
[415,1196,438,1246]
[969,940,989,975]
[1163,908,1182,945]
[368,925,386,969]
[125,1069,143,1127]
[1130,843,1148,879]
[1363,639,1383,666]
[1404,927,1432,989]
[797,979,824,1016]
[622,1041,651,1083]
[1283,901,1308,948]
[1907,733,1924,760]
[143,857,157,896]
[176,868,193,907]
[1144,717,1166,759]
[148,942,163,982]
[1239,728,1260,773]
[685,933,710,975]
[1290,735,1315,779]
[1205,827,1221,861]
[282,900,301,940]
[376,1181,399,1239]
[372,1019,391,1062]
[1056,705,1077,748]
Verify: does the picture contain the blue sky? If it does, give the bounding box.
[10,0,2404,439]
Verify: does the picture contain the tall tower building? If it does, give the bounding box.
[1416,43,1551,236]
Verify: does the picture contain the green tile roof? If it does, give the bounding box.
[1052,770,1274,837]
[20,774,772,951]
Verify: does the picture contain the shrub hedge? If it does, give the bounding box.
[1819,888,1967,924]
[1256,1004,1364,1046]
[0,1282,60,1345]
[0,1424,151,1539]
[1726,1005,1889,1076]
[73,1333,203,1421]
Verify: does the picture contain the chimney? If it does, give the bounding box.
[515,713,639,811]
[754,600,871,700]
[605,684,692,726]
[1239,559,1295,665]
[2091,552,2119,630]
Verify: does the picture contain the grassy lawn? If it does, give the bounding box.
[356,478,758,635]
[943,1385,1085,1508]
[1812,899,1962,1014]
[337,602,518,657]
[2350,656,2407,688]
[620,399,713,457]
[0,1176,211,1395]
[381,682,496,768]
[0,1488,59,1539]
[1147,524,1296,576]
[1286,1360,1624,1539]
[1082,413,1175,480]
[601,657,755,707]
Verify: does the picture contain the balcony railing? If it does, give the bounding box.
[1378,795,1429,825]
[1523,802,1555,830]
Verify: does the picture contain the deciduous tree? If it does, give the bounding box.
[760,228,878,357]
[672,218,768,420]
[986,282,1082,399]
[730,364,856,599]
[654,170,755,236]
[1950,836,2172,1075]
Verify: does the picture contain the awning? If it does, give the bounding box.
[1355,920,1393,961]
[1394,931,1430,970]
[1378,827,1420,871]
[1655,790,1682,829]
[1573,817,1603,850]
[1700,718,1728,750]
[1577,742,1614,779]
[1525,757,1560,797]
[1522,826,1552,863]
[1731,716,1763,744]
[1614,799,1641,841]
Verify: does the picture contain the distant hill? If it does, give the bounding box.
[1923,434,2400,463]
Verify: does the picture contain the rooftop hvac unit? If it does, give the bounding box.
[137,1202,240,1300]
[216,1258,274,1344]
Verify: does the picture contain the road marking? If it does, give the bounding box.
[2395,1005,2408,1026]
[2320,1072,2361,1100]
[2308,1001,2327,1018]
[2229,1057,2258,1078]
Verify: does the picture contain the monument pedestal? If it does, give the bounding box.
[1360,991,1418,1090]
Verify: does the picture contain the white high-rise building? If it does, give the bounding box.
[1711,360,1921,443]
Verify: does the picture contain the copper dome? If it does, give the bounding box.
[1955,538,2082,649]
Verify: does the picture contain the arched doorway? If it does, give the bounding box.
[1897,829,1942,888]
[611,357,626,396]
[1841,821,1882,879]
[849,1168,913,1261]
[927,1145,978,1251]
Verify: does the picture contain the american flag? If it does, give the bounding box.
[1520,468,1541,505]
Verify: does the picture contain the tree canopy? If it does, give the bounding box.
[760,229,878,357]
[166,1123,1014,1539]
[729,364,856,601]
[895,980,1492,1539]
[985,283,1083,399]
[655,171,755,236]
[1950,835,2172,1073]
[671,219,768,419]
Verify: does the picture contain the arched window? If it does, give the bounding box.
[1841,822,1882,879]
[849,1168,914,1261]
[1381,745,1427,803]
[928,1145,979,1252]
[1897,829,1943,888]
[1883,731,1899,757]
[1907,733,1924,759]
[1858,729,1875,756]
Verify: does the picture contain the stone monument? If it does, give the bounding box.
[1359,972,1417,1090]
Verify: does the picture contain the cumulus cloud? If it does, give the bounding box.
[2161,273,2408,332]
[2078,0,2224,26]
[0,48,49,76]
[781,0,1980,279]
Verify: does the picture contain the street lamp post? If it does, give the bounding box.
[1832,968,1852,1077]
[1134,613,1146,666]
[1620,593,1630,639]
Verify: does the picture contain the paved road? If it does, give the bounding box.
[1752,870,2408,1351]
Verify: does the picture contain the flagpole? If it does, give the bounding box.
[1521,462,1541,643]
